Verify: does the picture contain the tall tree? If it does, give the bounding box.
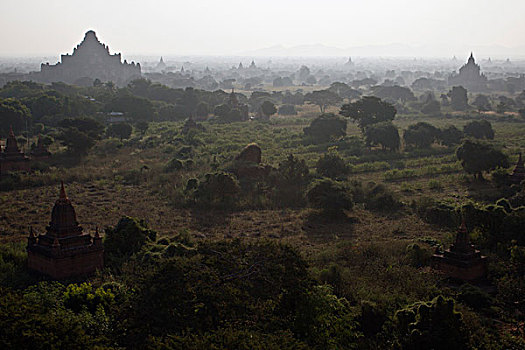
[364,122,400,151]
[303,113,347,144]
[456,140,509,180]
[305,90,342,113]
[463,120,494,140]
[0,98,31,136]
[448,86,468,111]
[260,100,277,120]
[339,96,396,131]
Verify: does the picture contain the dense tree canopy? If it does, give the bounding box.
[305,90,342,113]
[303,113,347,144]
[403,122,440,148]
[463,120,494,140]
[449,86,469,111]
[364,122,400,151]
[456,139,509,179]
[339,96,396,131]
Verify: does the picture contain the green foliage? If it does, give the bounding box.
[272,154,311,207]
[150,328,308,349]
[164,158,183,172]
[0,287,109,349]
[56,126,96,155]
[278,104,297,115]
[421,99,441,115]
[307,178,353,217]
[438,125,464,146]
[260,100,277,119]
[371,85,416,103]
[472,94,491,111]
[403,122,439,148]
[303,113,347,144]
[63,282,115,314]
[328,82,361,100]
[457,140,509,179]
[457,284,493,310]
[449,86,469,111]
[363,182,402,212]
[124,240,311,347]
[304,89,342,113]
[294,285,362,349]
[316,150,349,179]
[194,172,240,209]
[104,93,155,121]
[359,300,387,337]
[364,121,400,151]
[405,243,432,267]
[394,296,469,350]
[135,120,149,135]
[340,96,396,131]
[104,216,157,268]
[106,122,132,140]
[0,97,31,136]
[463,120,495,140]
[0,242,34,289]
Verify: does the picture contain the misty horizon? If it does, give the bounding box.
[2,0,525,58]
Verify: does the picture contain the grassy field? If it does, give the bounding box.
[3,108,522,249]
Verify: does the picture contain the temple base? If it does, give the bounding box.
[27,246,103,279]
[432,251,487,281]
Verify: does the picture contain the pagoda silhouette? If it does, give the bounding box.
[27,182,103,279]
[432,217,487,281]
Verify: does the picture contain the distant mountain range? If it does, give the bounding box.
[239,43,525,58]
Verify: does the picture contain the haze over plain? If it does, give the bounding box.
[1,0,525,57]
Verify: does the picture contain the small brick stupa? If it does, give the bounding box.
[432,219,487,281]
[0,126,30,174]
[27,182,103,279]
[510,153,525,184]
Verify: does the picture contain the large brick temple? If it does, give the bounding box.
[432,219,487,281]
[27,182,103,279]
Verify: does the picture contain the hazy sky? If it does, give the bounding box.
[1,0,524,57]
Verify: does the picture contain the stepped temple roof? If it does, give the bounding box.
[27,182,103,279]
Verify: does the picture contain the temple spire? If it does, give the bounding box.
[59,181,68,200]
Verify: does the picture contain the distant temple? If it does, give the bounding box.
[0,126,30,174]
[36,30,141,86]
[155,57,166,71]
[448,53,487,91]
[30,135,51,160]
[27,182,104,279]
[432,218,487,281]
[510,153,525,184]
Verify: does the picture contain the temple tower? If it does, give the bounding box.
[432,218,487,281]
[27,182,103,279]
[0,126,30,174]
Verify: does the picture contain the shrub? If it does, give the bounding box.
[307,178,353,217]
[315,151,349,179]
[272,154,311,208]
[394,296,469,350]
[303,113,347,144]
[463,120,494,140]
[364,182,402,212]
[63,282,115,314]
[104,216,157,268]
[194,172,240,209]
[278,104,297,115]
